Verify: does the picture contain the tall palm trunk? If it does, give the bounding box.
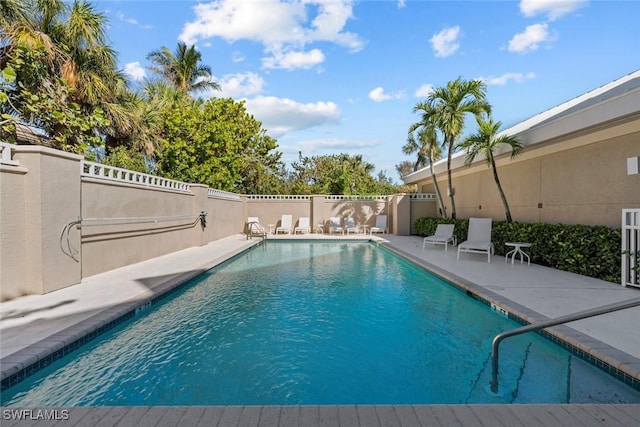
[427,155,447,218]
[446,138,457,219]
[490,152,513,223]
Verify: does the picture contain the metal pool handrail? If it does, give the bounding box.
[490,296,640,394]
[246,221,267,240]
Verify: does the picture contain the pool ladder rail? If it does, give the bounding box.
[246,221,267,240]
[489,295,640,395]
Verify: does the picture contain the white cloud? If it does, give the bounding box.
[262,49,325,70]
[430,26,461,58]
[397,0,406,9]
[115,11,138,25]
[243,96,341,137]
[507,23,556,53]
[520,0,588,21]
[213,72,265,98]
[414,84,434,98]
[369,87,404,102]
[113,11,152,29]
[231,51,245,63]
[479,72,536,85]
[123,62,146,81]
[296,138,380,152]
[179,0,363,70]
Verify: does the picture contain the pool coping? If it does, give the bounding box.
[2,236,640,395]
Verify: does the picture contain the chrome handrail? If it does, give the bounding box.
[246,221,267,240]
[490,296,640,394]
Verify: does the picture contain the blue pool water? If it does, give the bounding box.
[2,242,639,405]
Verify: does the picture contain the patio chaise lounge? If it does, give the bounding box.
[247,217,267,237]
[457,217,494,263]
[345,217,360,235]
[275,214,293,234]
[329,217,344,235]
[422,224,456,251]
[294,217,311,234]
[369,214,388,234]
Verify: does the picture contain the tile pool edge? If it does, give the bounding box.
[0,241,262,391]
[378,242,640,391]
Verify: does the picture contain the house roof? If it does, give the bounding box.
[3,123,52,146]
[402,69,640,184]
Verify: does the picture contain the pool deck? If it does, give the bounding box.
[2,233,640,425]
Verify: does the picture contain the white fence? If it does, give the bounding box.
[82,161,191,192]
[208,188,241,200]
[0,142,19,166]
[622,209,640,288]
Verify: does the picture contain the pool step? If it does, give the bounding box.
[510,341,570,403]
[465,338,570,403]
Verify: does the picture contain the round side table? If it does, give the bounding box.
[505,242,532,265]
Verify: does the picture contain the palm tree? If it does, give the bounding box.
[147,42,220,96]
[428,77,491,219]
[2,0,128,148]
[459,116,524,223]
[406,101,447,218]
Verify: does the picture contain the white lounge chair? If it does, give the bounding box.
[246,217,267,237]
[369,214,388,234]
[345,217,360,234]
[294,217,311,234]
[275,214,293,234]
[457,218,494,263]
[422,224,456,251]
[329,217,344,235]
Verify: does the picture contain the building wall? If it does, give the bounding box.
[417,126,640,227]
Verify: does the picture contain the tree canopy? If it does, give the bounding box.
[155,97,285,194]
[288,153,397,195]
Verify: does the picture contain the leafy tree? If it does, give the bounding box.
[395,160,414,179]
[428,77,491,219]
[102,145,150,173]
[288,153,396,195]
[1,47,108,152]
[459,116,523,223]
[1,0,125,152]
[156,97,284,193]
[406,101,447,218]
[147,42,220,96]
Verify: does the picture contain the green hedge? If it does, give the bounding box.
[414,217,621,283]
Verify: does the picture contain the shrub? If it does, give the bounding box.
[414,218,621,283]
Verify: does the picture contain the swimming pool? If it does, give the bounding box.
[2,241,639,405]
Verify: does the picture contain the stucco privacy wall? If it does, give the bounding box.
[245,196,392,233]
[82,180,194,276]
[0,145,243,300]
[1,143,408,300]
[1,148,29,300]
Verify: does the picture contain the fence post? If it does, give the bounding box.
[12,145,83,295]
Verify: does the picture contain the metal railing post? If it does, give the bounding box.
[490,296,640,394]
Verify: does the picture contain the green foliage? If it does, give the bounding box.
[1,47,109,152]
[155,97,285,193]
[414,217,621,283]
[288,153,399,195]
[102,146,150,173]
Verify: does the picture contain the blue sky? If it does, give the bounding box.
[101,0,640,182]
